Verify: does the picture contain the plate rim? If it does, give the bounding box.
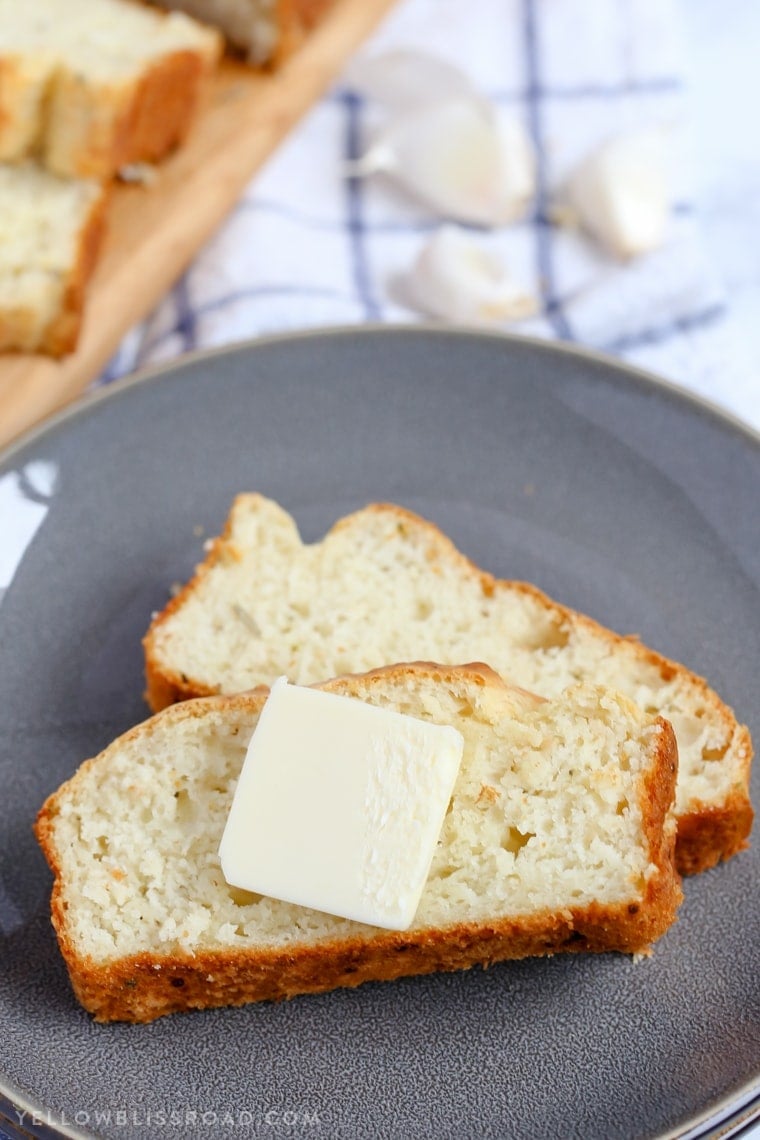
[1,325,758,472]
[1,324,758,1140]
[1,1075,758,1140]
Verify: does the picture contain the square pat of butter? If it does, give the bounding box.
[219,677,464,931]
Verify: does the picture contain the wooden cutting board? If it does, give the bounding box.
[0,0,397,450]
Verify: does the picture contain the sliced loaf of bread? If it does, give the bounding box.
[36,663,681,1023]
[0,162,106,355]
[143,495,753,875]
[149,0,337,65]
[0,0,221,179]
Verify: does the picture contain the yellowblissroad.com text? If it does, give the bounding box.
[13,1106,322,1130]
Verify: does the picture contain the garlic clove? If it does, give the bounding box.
[497,115,536,223]
[404,225,538,325]
[350,99,535,226]
[564,129,669,259]
[345,49,479,112]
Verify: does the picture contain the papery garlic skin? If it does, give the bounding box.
[345,49,478,111]
[498,116,536,223]
[351,100,535,227]
[564,129,669,259]
[406,225,537,325]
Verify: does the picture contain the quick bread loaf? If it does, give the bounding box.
[35,663,681,1023]
[0,0,221,179]
[143,495,754,875]
[0,163,106,355]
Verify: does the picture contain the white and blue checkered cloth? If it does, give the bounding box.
[97,0,757,427]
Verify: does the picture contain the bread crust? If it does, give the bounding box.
[35,664,682,1023]
[44,46,219,180]
[142,496,754,875]
[44,184,109,356]
[0,15,220,179]
[0,54,51,160]
[674,772,754,875]
[0,181,108,357]
[44,897,679,1025]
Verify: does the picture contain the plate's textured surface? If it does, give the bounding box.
[0,329,758,1140]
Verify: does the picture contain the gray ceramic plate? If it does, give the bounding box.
[0,328,758,1140]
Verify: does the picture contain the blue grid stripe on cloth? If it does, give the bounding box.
[135,285,361,364]
[342,91,383,321]
[521,0,574,340]
[173,273,198,355]
[229,195,695,234]
[603,302,727,354]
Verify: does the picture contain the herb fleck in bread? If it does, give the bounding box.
[0,162,106,356]
[0,0,221,179]
[35,663,681,1023]
[149,0,337,65]
[143,495,753,875]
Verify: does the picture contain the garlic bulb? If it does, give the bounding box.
[405,225,537,325]
[564,129,669,259]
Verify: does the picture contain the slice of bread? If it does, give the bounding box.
[143,495,754,875]
[0,162,106,356]
[0,0,221,179]
[35,663,681,1023]
[149,0,337,66]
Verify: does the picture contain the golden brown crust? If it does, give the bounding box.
[637,715,682,911]
[35,666,682,1023]
[0,305,43,356]
[44,44,219,180]
[47,897,678,1024]
[326,659,546,716]
[0,58,17,138]
[0,182,108,357]
[143,497,251,709]
[0,32,219,354]
[675,772,755,875]
[142,495,753,875]
[43,184,109,357]
[0,57,32,159]
[0,53,52,160]
[116,49,211,168]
